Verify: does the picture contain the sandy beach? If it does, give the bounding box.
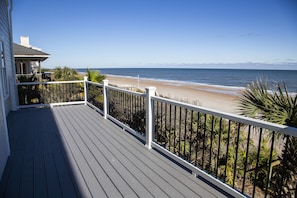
[105,75,242,114]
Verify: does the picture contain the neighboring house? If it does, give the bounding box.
[0,0,14,181]
[14,36,50,75]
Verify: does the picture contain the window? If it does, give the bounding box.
[0,41,8,97]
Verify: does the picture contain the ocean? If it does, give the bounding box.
[78,68,297,94]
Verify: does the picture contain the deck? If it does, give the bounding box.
[0,105,229,198]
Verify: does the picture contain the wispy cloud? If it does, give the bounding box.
[239,32,261,37]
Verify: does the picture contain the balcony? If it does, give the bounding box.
[0,79,296,197]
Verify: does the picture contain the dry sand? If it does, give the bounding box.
[105,75,242,114]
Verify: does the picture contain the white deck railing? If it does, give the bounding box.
[16,78,297,197]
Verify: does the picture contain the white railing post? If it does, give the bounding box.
[10,78,18,111]
[103,80,109,119]
[145,87,156,149]
[83,76,88,105]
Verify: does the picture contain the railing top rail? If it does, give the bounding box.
[16,80,84,86]
[86,81,103,87]
[107,85,145,97]
[152,95,297,137]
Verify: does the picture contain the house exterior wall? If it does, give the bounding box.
[15,60,32,74]
[0,0,14,115]
[0,0,12,180]
[15,60,41,74]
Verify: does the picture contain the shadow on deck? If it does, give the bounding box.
[0,105,229,197]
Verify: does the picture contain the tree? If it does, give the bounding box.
[53,66,80,81]
[85,69,106,110]
[239,80,297,197]
[86,68,105,83]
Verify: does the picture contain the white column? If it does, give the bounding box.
[83,76,88,105]
[10,78,18,111]
[145,87,156,149]
[103,80,109,119]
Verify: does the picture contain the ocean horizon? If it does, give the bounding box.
[77,68,297,94]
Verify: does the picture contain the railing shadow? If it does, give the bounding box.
[0,108,84,197]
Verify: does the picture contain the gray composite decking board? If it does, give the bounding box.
[43,110,79,198]
[75,106,198,198]
[0,105,228,198]
[64,106,175,197]
[54,108,115,198]
[79,105,224,198]
[58,107,136,198]
[54,106,148,195]
[71,105,225,198]
[55,105,227,198]
[65,106,169,197]
[83,111,216,198]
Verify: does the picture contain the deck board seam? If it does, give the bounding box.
[53,108,94,197]
[76,106,191,197]
[62,106,146,197]
[61,107,125,198]
[54,107,108,197]
[80,105,219,197]
[67,106,158,197]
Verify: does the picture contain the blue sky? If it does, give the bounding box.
[12,0,297,69]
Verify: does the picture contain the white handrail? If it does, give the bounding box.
[152,95,297,137]
[106,85,145,97]
[16,80,84,86]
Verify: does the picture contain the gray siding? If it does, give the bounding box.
[0,0,11,181]
[0,0,14,116]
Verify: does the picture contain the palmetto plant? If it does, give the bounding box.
[239,80,297,128]
[239,80,297,197]
[86,68,105,83]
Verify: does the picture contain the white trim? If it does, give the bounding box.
[18,101,85,109]
[107,85,145,97]
[86,81,103,87]
[103,80,108,119]
[14,55,50,58]
[16,80,84,86]
[145,87,156,149]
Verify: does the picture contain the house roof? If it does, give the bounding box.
[13,43,50,61]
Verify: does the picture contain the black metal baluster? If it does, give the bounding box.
[184,108,188,159]
[174,105,177,154]
[252,128,263,197]
[164,103,167,148]
[242,125,251,194]
[189,110,193,162]
[160,102,163,146]
[279,135,289,197]
[124,92,126,117]
[209,116,214,172]
[264,131,275,198]
[169,104,172,152]
[195,112,200,166]
[202,114,207,169]
[216,118,223,178]
[232,123,241,188]
[224,120,231,182]
[178,106,182,157]
[121,92,123,118]
[155,101,159,142]
[130,93,132,124]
